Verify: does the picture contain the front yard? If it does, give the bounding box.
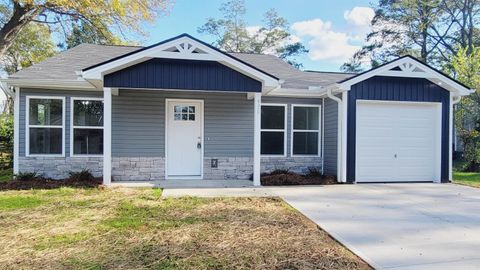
[0,187,370,270]
[453,159,480,188]
[453,171,480,188]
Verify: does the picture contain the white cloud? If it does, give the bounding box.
[290,7,375,64]
[291,19,359,63]
[344,7,374,28]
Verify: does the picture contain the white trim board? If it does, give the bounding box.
[13,88,19,174]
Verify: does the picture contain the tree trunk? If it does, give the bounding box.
[421,29,428,62]
[0,2,37,58]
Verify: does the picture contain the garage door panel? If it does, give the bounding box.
[356,101,440,183]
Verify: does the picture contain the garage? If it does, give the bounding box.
[333,56,474,184]
[355,101,442,183]
[345,75,453,184]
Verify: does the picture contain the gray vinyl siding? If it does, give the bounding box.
[323,98,338,176]
[19,88,102,157]
[18,89,337,172]
[261,97,323,157]
[112,90,254,157]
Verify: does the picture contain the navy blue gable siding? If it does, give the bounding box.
[347,76,450,183]
[104,58,262,92]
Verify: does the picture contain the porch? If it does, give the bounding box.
[102,88,326,185]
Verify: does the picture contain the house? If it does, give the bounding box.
[3,34,474,185]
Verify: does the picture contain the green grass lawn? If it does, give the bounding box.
[0,187,370,270]
[452,159,480,188]
[453,171,480,188]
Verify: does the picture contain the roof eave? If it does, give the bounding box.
[2,78,97,91]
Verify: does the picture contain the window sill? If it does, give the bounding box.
[70,155,104,158]
[261,154,287,158]
[290,155,322,158]
[26,154,65,158]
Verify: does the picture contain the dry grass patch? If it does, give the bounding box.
[0,187,370,270]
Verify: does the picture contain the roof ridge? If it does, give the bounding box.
[304,70,356,75]
[78,43,143,48]
[228,52,273,56]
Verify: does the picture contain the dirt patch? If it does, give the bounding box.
[261,172,337,186]
[0,177,102,190]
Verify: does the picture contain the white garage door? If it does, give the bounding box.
[356,101,442,183]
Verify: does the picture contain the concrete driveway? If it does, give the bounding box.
[274,184,480,270]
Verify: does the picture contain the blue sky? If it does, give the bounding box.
[140,0,375,71]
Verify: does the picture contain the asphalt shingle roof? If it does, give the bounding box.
[10,43,355,89]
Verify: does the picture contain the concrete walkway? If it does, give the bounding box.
[112,179,253,189]
[163,184,480,270]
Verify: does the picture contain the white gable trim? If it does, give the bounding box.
[337,56,474,96]
[81,35,280,90]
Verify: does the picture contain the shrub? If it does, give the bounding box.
[269,169,290,175]
[305,167,322,178]
[461,135,480,172]
[15,172,40,181]
[0,115,13,169]
[68,169,94,181]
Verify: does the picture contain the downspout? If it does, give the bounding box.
[321,98,325,174]
[449,95,462,181]
[326,88,343,182]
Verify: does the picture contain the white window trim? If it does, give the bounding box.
[290,104,322,157]
[260,103,287,157]
[70,97,104,157]
[26,96,66,157]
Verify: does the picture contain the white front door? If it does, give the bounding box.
[166,100,203,178]
[356,101,442,183]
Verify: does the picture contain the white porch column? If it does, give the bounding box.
[449,93,453,181]
[13,87,19,175]
[341,91,348,183]
[103,87,112,185]
[253,92,261,186]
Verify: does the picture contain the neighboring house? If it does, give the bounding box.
[2,34,474,185]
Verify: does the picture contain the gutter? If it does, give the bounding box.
[1,78,97,90]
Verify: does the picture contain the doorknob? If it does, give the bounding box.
[394,154,397,158]
[197,142,202,149]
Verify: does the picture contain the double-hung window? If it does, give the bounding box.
[27,96,65,156]
[292,105,321,156]
[261,104,286,156]
[71,98,104,156]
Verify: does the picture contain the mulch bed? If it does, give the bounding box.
[261,172,337,186]
[0,177,103,190]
